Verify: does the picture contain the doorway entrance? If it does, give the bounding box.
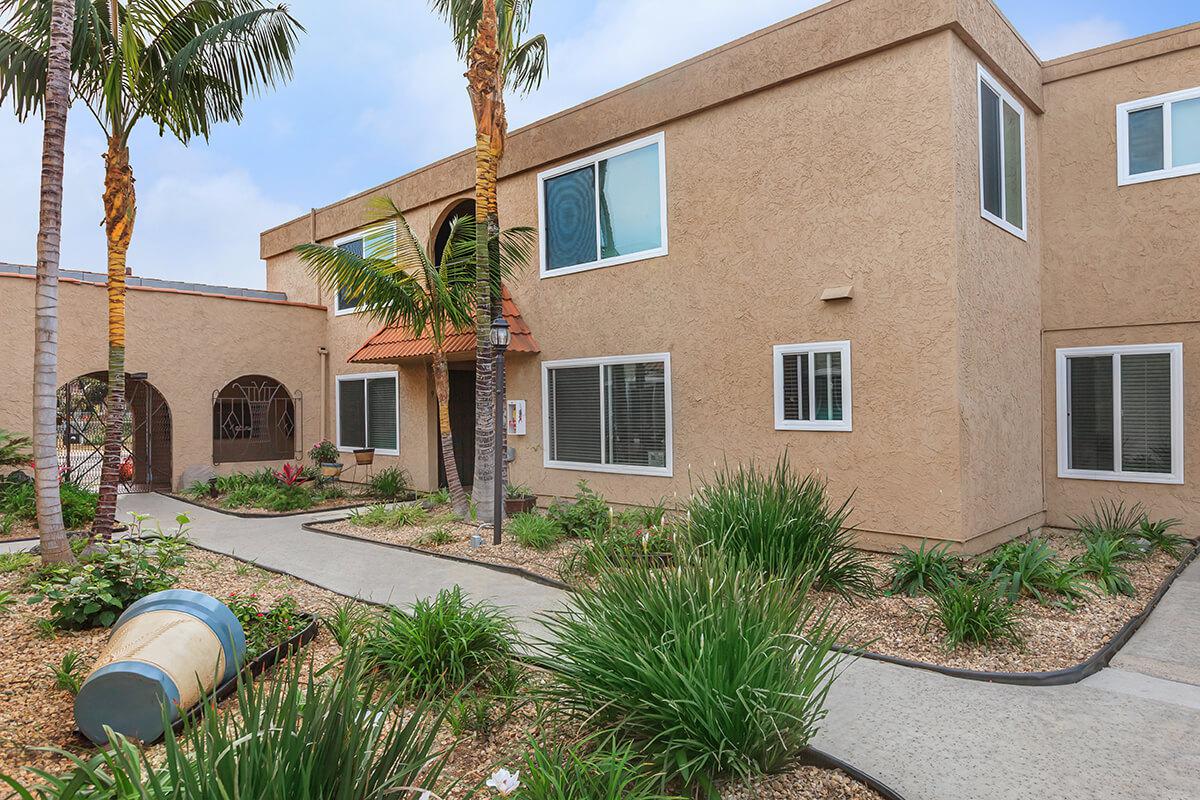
[437,364,475,489]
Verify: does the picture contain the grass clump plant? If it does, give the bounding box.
[48,650,86,695]
[982,538,1089,608]
[534,554,845,790]
[888,540,966,597]
[1072,535,1136,596]
[929,579,1022,649]
[0,552,34,573]
[515,737,681,800]
[509,512,562,550]
[1135,517,1189,559]
[368,467,411,501]
[684,456,877,599]
[350,503,429,528]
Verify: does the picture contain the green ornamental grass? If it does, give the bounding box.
[1073,534,1136,597]
[515,737,682,800]
[888,540,965,597]
[930,579,1022,649]
[982,538,1089,608]
[509,512,563,550]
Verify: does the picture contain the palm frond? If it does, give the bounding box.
[503,31,545,95]
[0,26,47,119]
[294,241,430,334]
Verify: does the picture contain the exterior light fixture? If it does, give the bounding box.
[490,315,511,349]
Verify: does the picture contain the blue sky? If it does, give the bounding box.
[0,0,1195,288]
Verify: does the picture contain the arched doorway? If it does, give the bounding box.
[57,373,172,493]
[212,375,300,464]
[431,199,477,491]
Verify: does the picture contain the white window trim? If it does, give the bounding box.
[1117,85,1200,186]
[332,222,396,315]
[773,341,853,432]
[335,370,400,456]
[537,132,669,279]
[1055,343,1184,485]
[976,64,1028,241]
[540,352,673,477]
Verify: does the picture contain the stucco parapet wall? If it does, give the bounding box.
[0,268,325,311]
[259,0,1041,260]
[1042,20,1200,84]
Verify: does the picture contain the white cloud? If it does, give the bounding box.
[1030,16,1129,60]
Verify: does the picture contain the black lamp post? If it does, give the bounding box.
[490,315,511,545]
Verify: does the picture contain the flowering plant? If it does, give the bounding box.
[486,769,520,796]
[275,462,306,486]
[308,440,340,466]
[226,593,302,659]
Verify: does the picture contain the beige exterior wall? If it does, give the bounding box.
[0,275,326,490]
[1039,34,1200,530]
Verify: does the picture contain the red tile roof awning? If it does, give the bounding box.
[348,286,540,363]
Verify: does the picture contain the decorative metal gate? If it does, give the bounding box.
[212,376,300,464]
[57,373,173,493]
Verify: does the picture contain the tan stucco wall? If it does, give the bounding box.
[0,276,326,490]
[1039,38,1200,530]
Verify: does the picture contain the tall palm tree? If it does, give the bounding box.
[1,0,78,563]
[0,0,303,536]
[295,198,535,519]
[430,0,546,524]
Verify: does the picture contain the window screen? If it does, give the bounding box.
[338,378,366,449]
[1068,356,1113,471]
[1120,353,1172,474]
[778,344,848,428]
[548,366,602,464]
[366,377,398,451]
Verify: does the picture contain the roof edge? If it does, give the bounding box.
[1042,20,1200,84]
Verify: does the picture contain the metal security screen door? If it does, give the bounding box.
[57,373,173,493]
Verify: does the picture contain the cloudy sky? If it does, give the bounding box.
[0,0,1195,288]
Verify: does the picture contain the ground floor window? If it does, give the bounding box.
[542,353,671,476]
[337,372,399,455]
[1056,343,1183,483]
[773,341,852,431]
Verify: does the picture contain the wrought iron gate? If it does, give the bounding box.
[57,373,173,493]
[212,376,300,464]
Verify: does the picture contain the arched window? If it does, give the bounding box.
[212,376,299,463]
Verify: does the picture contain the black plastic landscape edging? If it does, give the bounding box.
[801,747,907,800]
[165,492,383,519]
[837,539,1200,686]
[301,518,573,591]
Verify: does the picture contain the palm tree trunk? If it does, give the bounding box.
[467,0,502,525]
[33,0,77,565]
[433,351,470,517]
[92,137,135,538]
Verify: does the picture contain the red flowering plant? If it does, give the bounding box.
[274,462,307,487]
[226,593,303,659]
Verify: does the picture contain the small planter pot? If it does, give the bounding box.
[505,495,536,515]
[320,463,344,478]
[353,448,375,466]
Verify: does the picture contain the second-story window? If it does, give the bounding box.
[1118,86,1200,185]
[977,65,1026,239]
[333,223,395,315]
[538,132,668,278]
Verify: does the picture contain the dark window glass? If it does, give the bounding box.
[366,377,397,451]
[1121,353,1172,474]
[605,362,667,468]
[336,237,364,311]
[1002,102,1023,228]
[545,167,597,270]
[338,379,366,450]
[980,82,1002,217]
[549,366,602,463]
[1128,106,1165,175]
[1068,356,1114,471]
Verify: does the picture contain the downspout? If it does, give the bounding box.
[318,346,329,443]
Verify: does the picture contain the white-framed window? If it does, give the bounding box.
[336,371,399,455]
[332,223,397,315]
[541,353,672,477]
[537,132,668,278]
[1056,343,1183,484]
[977,64,1027,240]
[1117,85,1200,185]
[773,341,852,431]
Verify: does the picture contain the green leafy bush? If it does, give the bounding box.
[3,647,449,800]
[29,537,187,629]
[889,540,966,597]
[535,555,844,789]
[1073,534,1136,596]
[509,512,562,550]
[222,482,316,512]
[983,538,1089,607]
[0,479,97,529]
[930,579,1022,648]
[425,487,451,506]
[515,737,681,800]
[368,467,411,501]
[684,457,877,598]
[308,439,340,466]
[546,481,611,538]
[226,593,304,659]
[364,586,517,697]
[350,503,428,528]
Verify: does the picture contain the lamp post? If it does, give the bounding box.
[490,315,511,545]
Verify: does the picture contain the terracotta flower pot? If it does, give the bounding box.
[353,448,375,466]
[320,463,343,478]
[504,495,536,515]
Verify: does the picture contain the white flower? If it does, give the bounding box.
[419,792,433,800]
[486,768,520,796]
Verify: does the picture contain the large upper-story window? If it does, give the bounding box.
[542,353,672,476]
[538,133,668,278]
[1056,344,1183,484]
[1118,86,1200,185]
[337,371,399,455]
[333,223,396,314]
[977,65,1026,240]
[773,341,852,431]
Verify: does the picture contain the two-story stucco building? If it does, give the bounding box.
[2,0,1198,552]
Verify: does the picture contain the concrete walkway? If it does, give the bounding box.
[5,494,1199,800]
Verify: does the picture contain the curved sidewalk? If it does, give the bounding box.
[6,494,1198,800]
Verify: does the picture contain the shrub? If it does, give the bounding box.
[274,462,306,486]
[930,580,1022,649]
[364,586,517,697]
[184,479,211,499]
[29,537,187,629]
[4,648,449,800]
[615,500,666,531]
[506,483,534,498]
[226,593,304,659]
[0,479,97,529]
[535,555,845,789]
[417,524,456,546]
[1135,516,1190,559]
[888,540,965,597]
[223,482,315,512]
[509,512,562,550]
[515,738,681,800]
[426,487,451,506]
[562,524,676,580]
[684,457,877,599]
[546,481,610,538]
[369,467,412,501]
[982,538,1089,608]
[1073,534,1136,597]
[0,590,15,614]
[350,503,428,528]
[308,439,340,466]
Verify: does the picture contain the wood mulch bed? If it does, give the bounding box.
[816,529,1187,673]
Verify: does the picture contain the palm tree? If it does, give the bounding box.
[0,0,303,537]
[430,0,546,524]
[294,198,535,519]
[0,0,78,563]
